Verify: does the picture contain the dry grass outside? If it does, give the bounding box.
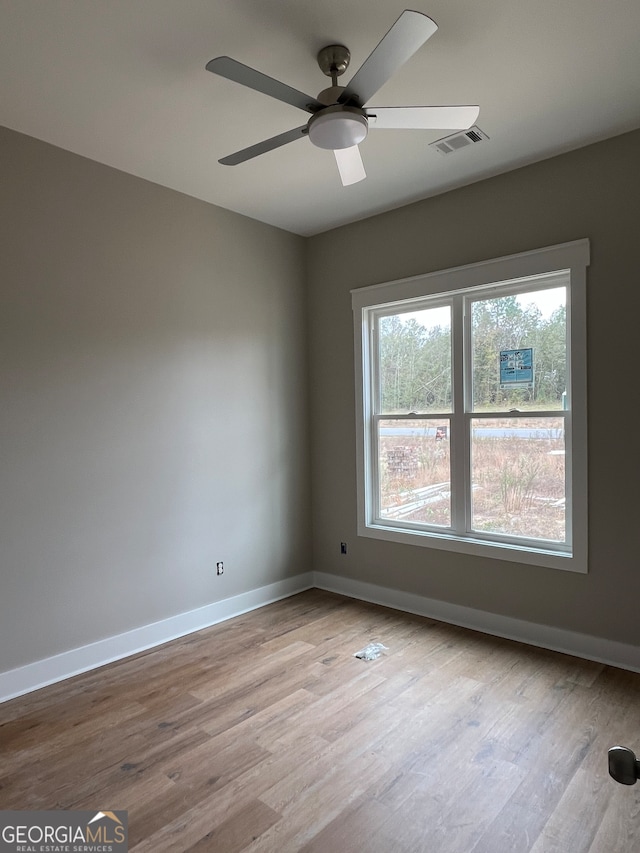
[379,430,565,542]
[380,434,451,526]
[471,436,565,541]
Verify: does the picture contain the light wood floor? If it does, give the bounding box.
[1,589,639,852]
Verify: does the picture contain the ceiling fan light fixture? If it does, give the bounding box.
[308,106,368,150]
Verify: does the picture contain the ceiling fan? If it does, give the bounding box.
[206,10,479,186]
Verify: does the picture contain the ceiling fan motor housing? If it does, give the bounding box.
[308,105,368,150]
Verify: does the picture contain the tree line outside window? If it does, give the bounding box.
[379,290,566,414]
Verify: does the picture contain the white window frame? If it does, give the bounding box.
[352,239,589,573]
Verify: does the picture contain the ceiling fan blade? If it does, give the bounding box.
[206,56,324,113]
[219,126,308,166]
[340,10,438,107]
[367,105,480,130]
[334,146,366,186]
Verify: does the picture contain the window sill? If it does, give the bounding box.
[360,521,586,573]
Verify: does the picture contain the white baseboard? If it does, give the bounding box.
[3,569,638,704]
[313,572,640,674]
[0,573,314,704]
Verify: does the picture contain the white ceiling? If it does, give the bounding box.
[1,0,639,236]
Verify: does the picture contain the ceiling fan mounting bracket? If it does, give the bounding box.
[317,45,351,81]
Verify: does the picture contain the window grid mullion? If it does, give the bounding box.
[451,295,468,533]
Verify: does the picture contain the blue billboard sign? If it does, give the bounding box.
[499,348,534,389]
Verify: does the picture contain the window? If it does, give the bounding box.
[352,240,589,572]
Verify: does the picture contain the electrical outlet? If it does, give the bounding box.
[216,561,224,575]
[340,542,347,555]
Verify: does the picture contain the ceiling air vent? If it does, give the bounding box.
[430,125,489,155]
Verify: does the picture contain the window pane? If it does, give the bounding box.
[378,419,451,526]
[378,306,451,414]
[471,287,566,412]
[470,417,565,542]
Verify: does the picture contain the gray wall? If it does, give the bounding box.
[307,129,640,647]
[0,126,309,672]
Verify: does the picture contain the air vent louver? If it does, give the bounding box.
[430,125,489,154]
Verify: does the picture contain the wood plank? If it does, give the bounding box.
[1,589,639,853]
[183,799,281,852]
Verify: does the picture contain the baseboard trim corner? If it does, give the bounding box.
[0,572,314,704]
[312,571,640,674]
